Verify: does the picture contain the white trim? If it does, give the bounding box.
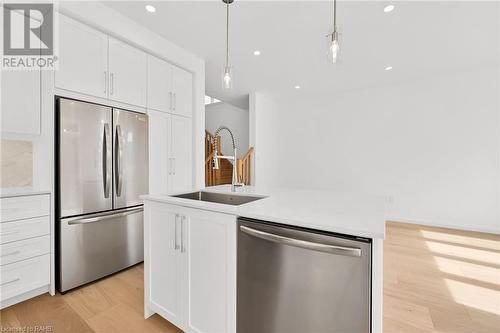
[387,217,500,235]
[0,285,50,310]
[371,239,383,333]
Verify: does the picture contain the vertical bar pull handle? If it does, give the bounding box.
[115,125,124,197]
[102,124,111,198]
[110,73,114,95]
[174,214,180,250]
[104,71,107,94]
[180,215,186,253]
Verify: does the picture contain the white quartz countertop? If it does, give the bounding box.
[0,187,51,198]
[141,185,386,239]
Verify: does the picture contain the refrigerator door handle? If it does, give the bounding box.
[115,125,124,197]
[68,207,143,225]
[103,123,112,198]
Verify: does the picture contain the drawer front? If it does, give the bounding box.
[0,195,50,223]
[0,236,50,266]
[1,254,50,301]
[0,216,50,244]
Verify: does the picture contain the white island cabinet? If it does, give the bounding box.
[144,200,236,333]
[143,185,385,333]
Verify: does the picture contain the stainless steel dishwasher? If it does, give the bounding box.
[237,217,372,333]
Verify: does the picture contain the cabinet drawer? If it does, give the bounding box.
[0,236,50,266]
[0,216,50,244]
[0,195,50,223]
[0,254,50,301]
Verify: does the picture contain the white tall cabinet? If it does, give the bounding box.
[148,55,193,194]
[144,200,237,333]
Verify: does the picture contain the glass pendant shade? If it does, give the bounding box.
[222,65,233,90]
[327,31,340,64]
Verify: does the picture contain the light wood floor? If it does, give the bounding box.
[1,222,499,333]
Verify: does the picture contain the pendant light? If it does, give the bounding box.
[222,0,234,90]
[327,0,340,64]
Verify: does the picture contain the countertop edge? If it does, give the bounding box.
[0,188,52,198]
[141,192,386,240]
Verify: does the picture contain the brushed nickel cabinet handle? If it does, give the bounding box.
[174,214,180,250]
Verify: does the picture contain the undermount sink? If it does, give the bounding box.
[172,191,264,206]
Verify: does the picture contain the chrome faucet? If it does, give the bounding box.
[211,126,244,192]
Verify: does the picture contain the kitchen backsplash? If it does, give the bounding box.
[0,139,33,188]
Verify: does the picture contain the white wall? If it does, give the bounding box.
[206,102,249,158]
[252,68,499,233]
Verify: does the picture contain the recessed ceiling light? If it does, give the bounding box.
[145,5,156,13]
[384,5,395,13]
[294,85,301,89]
[385,66,393,71]
[253,50,261,56]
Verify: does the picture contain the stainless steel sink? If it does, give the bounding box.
[172,191,264,206]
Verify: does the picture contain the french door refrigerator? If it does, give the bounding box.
[56,98,148,292]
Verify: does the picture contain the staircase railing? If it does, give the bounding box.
[237,147,254,185]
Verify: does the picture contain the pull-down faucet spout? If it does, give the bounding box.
[211,126,243,192]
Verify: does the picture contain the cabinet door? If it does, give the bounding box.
[147,56,173,113]
[108,37,147,107]
[172,66,192,117]
[55,14,108,98]
[1,11,41,135]
[147,202,184,328]
[170,115,192,193]
[1,70,40,134]
[183,207,237,333]
[148,110,171,194]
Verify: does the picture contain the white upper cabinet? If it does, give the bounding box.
[56,14,148,108]
[1,11,41,135]
[55,14,108,99]
[171,67,193,118]
[147,56,173,113]
[1,70,41,135]
[108,37,147,107]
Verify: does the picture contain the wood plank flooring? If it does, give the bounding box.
[1,222,499,333]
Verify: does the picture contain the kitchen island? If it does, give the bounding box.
[142,185,385,333]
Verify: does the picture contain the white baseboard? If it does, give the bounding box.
[387,217,500,235]
[0,285,50,310]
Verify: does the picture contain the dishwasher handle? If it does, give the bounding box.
[240,225,362,257]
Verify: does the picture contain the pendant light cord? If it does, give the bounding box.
[333,0,337,31]
[225,1,229,66]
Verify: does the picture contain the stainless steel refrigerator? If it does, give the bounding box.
[56,98,148,292]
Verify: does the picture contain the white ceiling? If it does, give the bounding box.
[103,1,499,109]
